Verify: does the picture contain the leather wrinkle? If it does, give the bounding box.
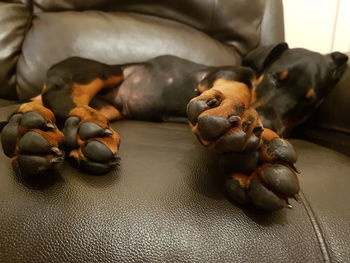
[299,190,331,263]
[13,0,34,100]
[208,0,217,32]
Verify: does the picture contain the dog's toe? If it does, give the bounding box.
[262,138,297,164]
[1,114,22,157]
[247,178,287,210]
[258,164,299,196]
[225,162,299,211]
[82,140,114,163]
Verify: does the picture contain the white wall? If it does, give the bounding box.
[283,0,350,53]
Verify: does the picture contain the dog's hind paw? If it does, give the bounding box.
[63,106,120,174]
[224,129,300,210]
[1,102,64,175]
[225,163,299,210]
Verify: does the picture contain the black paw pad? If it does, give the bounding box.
[261,164,299,196]
[244,134,261,151]
[1,114,22,157]
[20,112,53,129]
[197,115,230,141]
[63,116,80,150]
[16,155,63,175]
[82,141,113,162]
[267,138,297,163]
[225,177,249,204]
[79,122,111,140]
[80,159,115,175]
[248,178,286,210]
[220,150,259,174]
[214,131,246,152]
[187,100,210,125]
[18,131,51,154]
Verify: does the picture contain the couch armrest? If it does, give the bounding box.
[293,54,350,156]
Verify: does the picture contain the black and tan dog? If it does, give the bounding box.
[1,42,347,210]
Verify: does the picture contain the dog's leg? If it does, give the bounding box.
[1,57,124,175]
[43,58,125,174]
[1,98,65,175]
[187,79,300,210]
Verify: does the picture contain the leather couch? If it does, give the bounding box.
[1,0,349,262]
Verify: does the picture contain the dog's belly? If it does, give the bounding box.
[102,57,202,121]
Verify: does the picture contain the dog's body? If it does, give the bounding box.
[1,43,348,210]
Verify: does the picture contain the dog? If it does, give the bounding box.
[1,42,347,210]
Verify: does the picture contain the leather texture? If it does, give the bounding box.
[0,1,31,99]
[1,1,350,263]
[16,11,240,101]
[260,0,285,46]
[1,120,350,263]
[1,0,268,101]
[32,0,265,54]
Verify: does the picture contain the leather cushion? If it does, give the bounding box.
[1,120,349,262]
[0,1,31,99]
[33,0,265,55]
[16,11,241,101]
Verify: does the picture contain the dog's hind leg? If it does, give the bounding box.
[224,128,299,210]
[1,57,124,175]
[42,57,124,174]
[187,78,300,210]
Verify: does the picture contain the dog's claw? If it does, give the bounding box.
[104,128,113,135]
[46,122,55,129]
[51,146,63,156]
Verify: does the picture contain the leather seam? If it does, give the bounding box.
[299,190,332,263]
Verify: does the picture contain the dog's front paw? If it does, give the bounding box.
[187,88,263,153]
[63,106,120,174]
[1,102,64,175]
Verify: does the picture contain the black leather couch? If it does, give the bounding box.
[1,0,349,262]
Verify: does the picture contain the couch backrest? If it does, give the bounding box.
[0,0,284,101]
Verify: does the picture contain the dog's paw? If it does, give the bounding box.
[1,102,64,175]
[63,106,120,174]
[187,88,263,153]
[224,132,299,210]
[225,164,299,210]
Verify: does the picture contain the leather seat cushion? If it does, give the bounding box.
[16,11,241,101]
[0,1,30,99]
[0,120,349,262]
